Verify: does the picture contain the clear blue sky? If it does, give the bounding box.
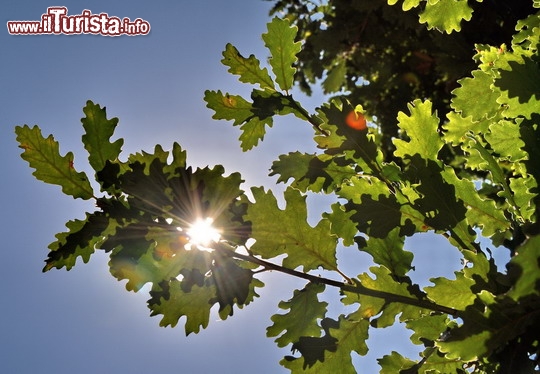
[1,2,499,373]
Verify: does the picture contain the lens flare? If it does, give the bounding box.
[186,217,221,250]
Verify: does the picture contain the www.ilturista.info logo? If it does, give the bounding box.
[7,7,150,36]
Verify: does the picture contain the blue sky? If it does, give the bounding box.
[1,2,504,373]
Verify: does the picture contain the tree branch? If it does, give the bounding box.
[214,242,458,316]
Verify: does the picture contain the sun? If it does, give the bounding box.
[185,217,221,250]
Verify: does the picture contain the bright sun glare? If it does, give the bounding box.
[185,217,221,250]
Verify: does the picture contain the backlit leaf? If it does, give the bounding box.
[419,0,473,33]
[204,89,286,151]
[378,351,417,373]
[451,70,501,121]
[443,112,490,146]
[267,282,328,347]
[495,57,540,120]
[323,60,347,93]
[45,212,113,271]
[281,316,367,373]
[393,100,443,161]
[507,235,540,301]
[509,174,537,223]
[262,17,301,92]
[204,90,253,126]
[245,187,339,272]
[485,120,527,162]
[270,152,321,191]
[81,100,124,172]
[359,228,413,277]
[441,165,510,241]
[357,266,427,327]
[322,203,358,247]
[424,272,476,311]
[270,152,356,193]
[15,125,94,200]
[221,43,275,90]
[406,313,450,345]
[339,176,405,238]
[211,255,263,318]
[148,279,216,335]
[402,0,421,11]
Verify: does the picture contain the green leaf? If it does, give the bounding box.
[262,17,302,92]
[128,142,187,178]
[204,90,253,126]
[317,101,382,172]
[190,165,245,229]
[360,228,413,277]
[322,203,358,247]
[465,137,533,222]
[15,125,94,200]
[270,152,356,193]
[211,255,263,318]
[441,165,511,241]
[148,253,262,334]
[221,43,275,90]
[104,223,156,291]
[106,226,204,292]
[204,89,275,151]
[443,112,491,147]
[328,314,369,361]
[340,176,405,238]
[245,187,339,272]
[127,144,177,174]
[383,334,471,372]
[495,57,540,120]
[436,289,540,363]
[402,0,421,11]
[270,152,320,190]
[451,70,501,121]
[513,12,540,48]
[393,100,443,161]
[406,159,477,250]
[281,319,342,373]
[281,316,368,373]
[378,351,417,373]
[425,272,476,311]
[406,313,450,345]
[115,159,175,218]
[420,348,470,373]
[419,0,473,33]
[267,283,328,348]
[322,60,347,93]
[148,278,216,335]
[507,235,540,301]
[509,175,537,222]
[81,100,124,172]
[238,117,271,151]
[485,120,527,162]
[357,266,427,327]
[438,328,492,362]
[45,212,113,271]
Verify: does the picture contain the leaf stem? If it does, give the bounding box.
[285,95,329,136]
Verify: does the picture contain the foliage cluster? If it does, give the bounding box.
[15,1,540,372]
[270,0,536,161]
